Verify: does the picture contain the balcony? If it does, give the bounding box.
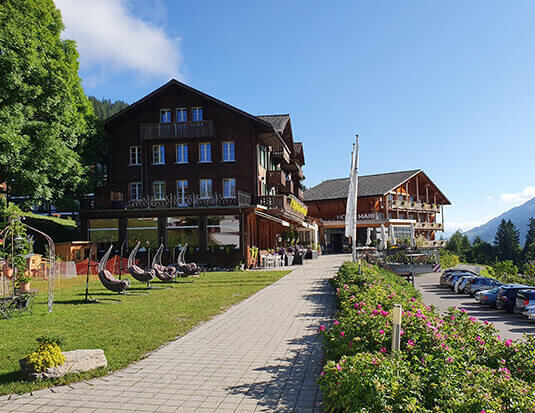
[423,240,447,248]
[271,146,291,164]
[390,199,440,213]
[140,121,215,140]
[415,222,444,230]
[257,194,308,220]
[266,170,287,187]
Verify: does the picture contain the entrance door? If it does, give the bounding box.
[331,233,343,253]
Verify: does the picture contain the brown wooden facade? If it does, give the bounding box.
[80,80,310,266]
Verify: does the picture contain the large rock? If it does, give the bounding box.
[20,349,107,380]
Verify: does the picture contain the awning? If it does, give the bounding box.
[254,210,290,227]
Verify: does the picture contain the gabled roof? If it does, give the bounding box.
[104,79,274,131]
[303,170,423,201]
[256,114,290,134]
[293,142,305,165]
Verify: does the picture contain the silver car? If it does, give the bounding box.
[455,275,476,294]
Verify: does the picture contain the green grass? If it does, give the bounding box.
[22,212,77,227]
[0,269,289,395]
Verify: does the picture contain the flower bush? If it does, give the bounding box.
[319,261,535,411]
[23,336,66,372]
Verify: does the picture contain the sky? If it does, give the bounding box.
[54,0,535,236]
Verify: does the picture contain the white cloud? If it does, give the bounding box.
[55,0,183,79]
[500,186,535,205]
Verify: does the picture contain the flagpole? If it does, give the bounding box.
[352,134,359,262]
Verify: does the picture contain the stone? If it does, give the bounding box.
[20,349,107,380]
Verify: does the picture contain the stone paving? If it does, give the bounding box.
[0,254,347,412]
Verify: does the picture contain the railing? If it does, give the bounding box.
[124,191,252,209]
[140,121,215,140]
[423,240,447,248]
[271,146,291,164]
[415,222,444,230]
[267,170,287,187]
[390,200,440,212]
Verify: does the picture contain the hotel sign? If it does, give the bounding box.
[336,213,377,220]
[288,195,308,218]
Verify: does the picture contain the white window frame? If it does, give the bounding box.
[192,107,203,122]
[223,178,236,199]
[176,108,188,122]
[129,182,142,200]
[177,180,188,204]
[222,141,235,162]
[176,144,188,164]
[153,181,166,200]
[200,179,212,199]
[129,146,141,166]
[199,142,212,163]
[152,145,165,165]
[160,109,172,123]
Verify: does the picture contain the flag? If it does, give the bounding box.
[345,148,356,238]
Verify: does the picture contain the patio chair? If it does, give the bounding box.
[127,241,157,287]
[98,245,130,294]
[170,244,204,276]
[152,244,180,282]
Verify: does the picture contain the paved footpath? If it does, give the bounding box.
[0,254,347,413]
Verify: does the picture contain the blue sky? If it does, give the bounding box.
[56,0,535,236]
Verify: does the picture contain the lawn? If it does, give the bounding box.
[0,269,289,395]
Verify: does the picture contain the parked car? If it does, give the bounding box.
[439,269,476,287]
[497,284,531,312]
[476,286,502,307]
[514,289,535,316]
[455,275,476,294]
[446,273,466,289]
[467,278,502,296]
[522,304,535,320]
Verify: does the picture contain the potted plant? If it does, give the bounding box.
[15,273,32,292]
[2,261,13,279]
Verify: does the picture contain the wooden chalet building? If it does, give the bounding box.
[304,170,450,253]
[80,79,314,267]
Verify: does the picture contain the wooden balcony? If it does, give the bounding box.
[423,240,447,248]
[271,146,291,164]
[140,121,215,140]
[267,170,287,187]
[257,194,308,220]
[415,222,444,230]
[390,199,440,213]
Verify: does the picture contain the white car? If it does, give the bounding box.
[522,304,535,320]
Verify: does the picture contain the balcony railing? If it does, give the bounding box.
[267,170,287,187]
[140,121,215,140]
[415,222,444,230]
[423,240,447,248]
[390,200,440,212]
[257,194,308,220]
[271,146,291,164]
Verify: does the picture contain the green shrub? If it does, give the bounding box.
[439,249,459,269]
[319,261,535,412]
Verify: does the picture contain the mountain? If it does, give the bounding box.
[464,197,535,244]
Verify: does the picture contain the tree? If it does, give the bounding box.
[446,231,463,253]
[523,217,535,261]
[0,0,95,208]
[494,219,521,263]
[88,96,128,120]
[471,236,495,265]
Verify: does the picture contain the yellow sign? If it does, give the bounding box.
[289,195,308,217]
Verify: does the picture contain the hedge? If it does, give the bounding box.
[319,261,535,412]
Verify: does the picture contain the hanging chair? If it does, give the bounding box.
[127,241,156,285]
[151,244,179,282]
[171,244,203,276]
[98,245,130,294]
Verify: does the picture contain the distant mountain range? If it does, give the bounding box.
[464,197,535,244]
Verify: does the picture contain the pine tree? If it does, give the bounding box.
[495,219,521,263]
[523,218,535,261]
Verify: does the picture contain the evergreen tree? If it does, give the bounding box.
[495,219,521,263]
[0,0,95,207]
[88,96,128,120]
[471,236,495,265]
[446,231,463,253]
[523,217,535,261]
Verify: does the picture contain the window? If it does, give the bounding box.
[223,178,236,198]
[199,143,211,162]
[176,144,188,163]
[177,180,188,204]
[167,216,199,248]
[153,181,166,200]
[152,145,165,164]
[129,146,141,165]
[176,108,187,122]
[258,145,267,168]
[192,107,203,121]
[127,217,158,246]
[88,219,119,243]
[200,179,212,198]
[207,215,240,249]
[129,182,142,200]
[222,141,235,162]
[160,109,171,123]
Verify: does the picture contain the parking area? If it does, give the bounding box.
[414,271,535,341]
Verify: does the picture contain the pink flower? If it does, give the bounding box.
[504,339,513,347]
[318,325,326,332]
[336,363,342,371]
[320,371,325,376]
[407,339,415,347]
[380,347,387,354]
[340,331,345,337]
[334,320,340,325]
[379,329,385,334]
[446,357,453,363]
